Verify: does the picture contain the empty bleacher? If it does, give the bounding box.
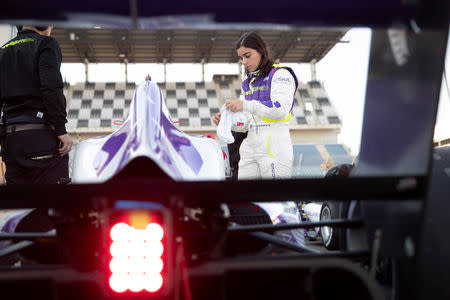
[164,80,220,127]
[292,144,352,178]
[67,82,134,130]
[64,77,341,131]
[292,145,325,178]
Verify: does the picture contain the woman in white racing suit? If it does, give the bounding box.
[214,31,298,180]
[212,32,305,246]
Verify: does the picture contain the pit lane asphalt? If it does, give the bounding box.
[305,239,327,252]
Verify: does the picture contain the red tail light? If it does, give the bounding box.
[108,222,165,293]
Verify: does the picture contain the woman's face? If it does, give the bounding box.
[237,46,262,73]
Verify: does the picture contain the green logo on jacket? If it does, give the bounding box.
[1,38,35,49]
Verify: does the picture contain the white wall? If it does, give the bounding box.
[0,25,16,46]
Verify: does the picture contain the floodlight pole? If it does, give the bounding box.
[163,58,167,83]
[201,58,205,82]
[238,61,242,80]
[84,58,89,83]
[310,58,317,81]
[124,59,129,83]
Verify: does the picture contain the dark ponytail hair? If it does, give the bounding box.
[235,32,274,78]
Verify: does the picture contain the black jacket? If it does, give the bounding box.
[0,29,67,135]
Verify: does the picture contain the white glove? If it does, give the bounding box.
[217,104,248,144]
[217,104,235,144]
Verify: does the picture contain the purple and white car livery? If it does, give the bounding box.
[72,81,225,183]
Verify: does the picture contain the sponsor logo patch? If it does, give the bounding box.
[273,77,291,84]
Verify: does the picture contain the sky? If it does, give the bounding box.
[60,28,450,155]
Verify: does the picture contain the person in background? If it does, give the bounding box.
[227,131,248,181]
[213,31,298,180]
[0,25,72,184]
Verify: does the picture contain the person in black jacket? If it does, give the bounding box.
[0,25,72,184]
[227,131,247,181]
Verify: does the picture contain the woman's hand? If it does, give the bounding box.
[226,100,243,112]
[212,112,221,125]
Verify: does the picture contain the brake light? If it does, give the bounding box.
[108,222,165,293]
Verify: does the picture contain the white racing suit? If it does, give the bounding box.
[232,65,305,246]
[235,67,296,180]
[238,122,293,179]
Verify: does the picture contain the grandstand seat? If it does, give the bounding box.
[291,144,354,178]
[292,145,326,178]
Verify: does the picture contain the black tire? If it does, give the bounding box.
[320,201,340,250]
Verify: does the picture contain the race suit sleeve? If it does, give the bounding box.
[39,37,68,136]
[242,68,295,120]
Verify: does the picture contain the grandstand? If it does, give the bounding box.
[1,26,353,182]
[64,77,342,133]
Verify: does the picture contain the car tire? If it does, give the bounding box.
[320,201,340,250]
